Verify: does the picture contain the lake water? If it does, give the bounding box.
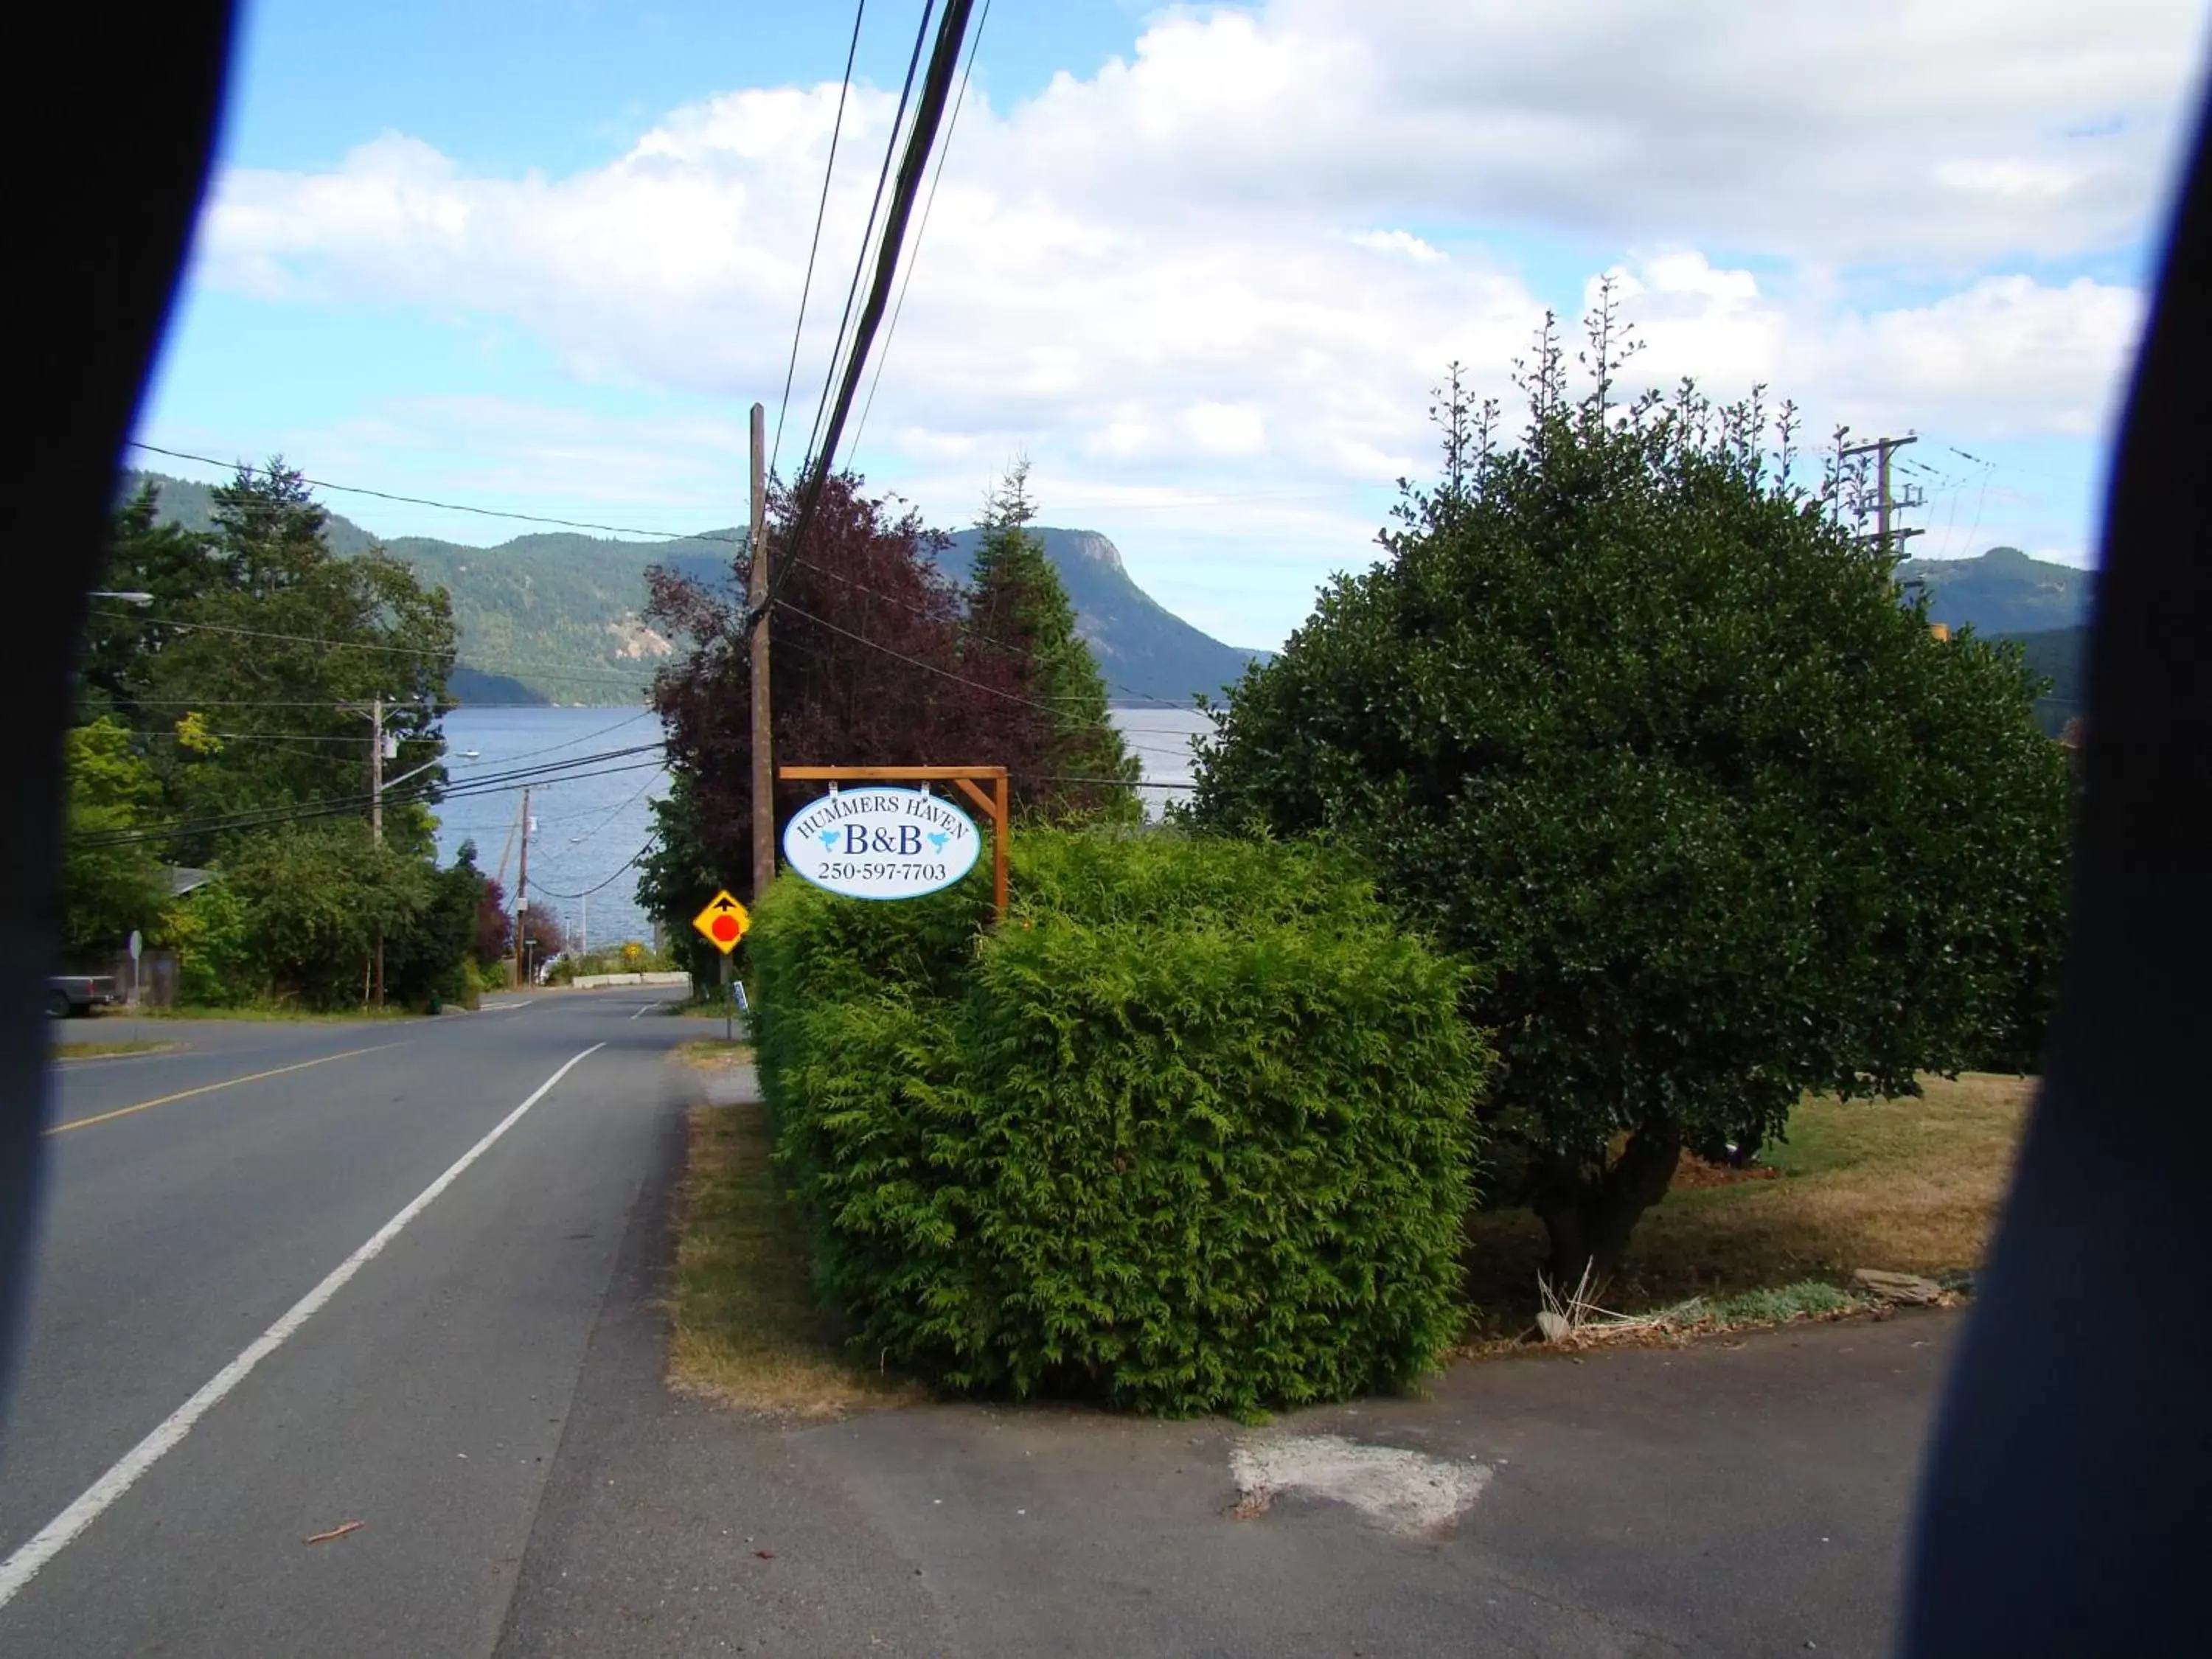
[435,704,1212,948]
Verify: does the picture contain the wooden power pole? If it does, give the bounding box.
[515,785,532,988]
[368,694,384,844]
[1840,434,1925,558]
[748,400,773,903]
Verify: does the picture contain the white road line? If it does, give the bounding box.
[628,1004,655,1020]
[0,1042,608,1613]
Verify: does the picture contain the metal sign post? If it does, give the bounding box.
[128,929,143,1043]
[691,890,751,1043]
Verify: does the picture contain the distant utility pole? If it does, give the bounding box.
[748,400,773,904]
[1839,434,1925,559]
[338,695,392,1004]
[515,785,532,988]
[368,695,384,844]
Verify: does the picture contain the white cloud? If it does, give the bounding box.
[1352,230,1445,263]
[179,0,2208,640]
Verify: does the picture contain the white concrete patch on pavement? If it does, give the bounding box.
[1230,1433,1489,1537]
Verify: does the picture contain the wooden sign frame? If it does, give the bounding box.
[777,765,1009,920]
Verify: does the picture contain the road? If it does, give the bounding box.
[7,995,1951,1656]
[2,990,689,1655]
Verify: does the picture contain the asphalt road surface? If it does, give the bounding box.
[3,990,690,1655]
[7,995,1953,1656]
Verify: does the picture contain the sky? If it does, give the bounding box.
[136,0,2211,650]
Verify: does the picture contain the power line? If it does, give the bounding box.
[475,707,658,766]
[534,763,667,837]
[755,0,980,640]
[773,595,1071,715]
[771,0,869,482]
[852,0,991,454]
[74,744,667,849]
[79,757,669,851]
[529,831,660,902]
[801,0,938,476]
[791,552,1198,708]
[128,443,743,546]
[88,609,456,661]
[89,610,665,688]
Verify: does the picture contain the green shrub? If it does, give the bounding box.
[751,829,1486,1418]
[162,881,257,1007]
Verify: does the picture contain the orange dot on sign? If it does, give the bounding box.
[711,914,740,944]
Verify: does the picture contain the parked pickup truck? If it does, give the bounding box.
[48,975,119,1018]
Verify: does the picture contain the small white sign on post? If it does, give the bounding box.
[782,786,981,900]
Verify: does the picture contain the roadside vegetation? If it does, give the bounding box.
[751,830,1481,1419]
[638,462,1141,993]
[51,1040,181,1060]
[65,465,502,1011]
[1460,1071,2032,1340]
[1188,293,2068,1294]
[666,1049,917,1419]
[647,312,2066,1416]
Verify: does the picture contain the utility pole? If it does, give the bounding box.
[343,695,390,1005]
[368,695,384,844]
[1839,434,1925,559]
[515,785,532,988]
[748,400,773,904]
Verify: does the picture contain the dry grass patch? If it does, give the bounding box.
[665,1094,919,1421]
[672,1038,754,1066]
[1463,1071,2036,1338]
[52,1040,181,1061]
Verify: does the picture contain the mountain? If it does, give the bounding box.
[936,526,1269,706]
[1895,546,2095,636]
[1885,546,2096,738]
[119,469,702,700]
[119,471,1267,707]
[1990,625,2086,738]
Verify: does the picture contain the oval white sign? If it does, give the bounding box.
[782,786,982,900]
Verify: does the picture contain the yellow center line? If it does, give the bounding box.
[44,1042,411,1136]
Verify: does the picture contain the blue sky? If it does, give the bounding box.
[139,1,2206,648]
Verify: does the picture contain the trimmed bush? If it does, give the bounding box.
[751,828,1485,1418]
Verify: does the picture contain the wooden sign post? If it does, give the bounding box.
[776,765,1009,921]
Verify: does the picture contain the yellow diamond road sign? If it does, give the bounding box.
[692,890,750,954]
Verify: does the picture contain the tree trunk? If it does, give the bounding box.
[1533,1122,1684,1293]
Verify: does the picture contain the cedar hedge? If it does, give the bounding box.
[749,828,1485,1418]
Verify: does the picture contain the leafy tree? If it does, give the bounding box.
[962,461,1140,819]
[1189,310,2071,1288]
[643,465,1142,969]
[102,465,459,863]
[518,905,568,973]
[225,820,434,1008]
[161,881,255,1007]
[59,719,169,959]
[475,870,513,966]
[647,470,975,910]
[635,769,726,990]
[382,841,490,1007]
[77,484,220,720]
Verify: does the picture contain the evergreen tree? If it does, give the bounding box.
[964,461,1140,819]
